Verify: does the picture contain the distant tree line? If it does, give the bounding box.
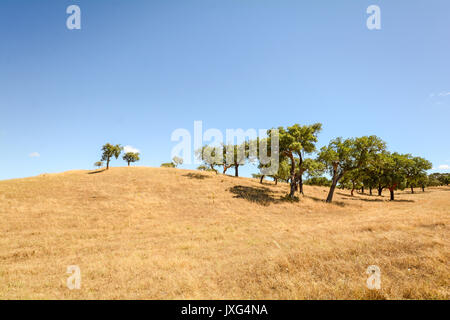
[195,123,438,203]
[426,173,450,187]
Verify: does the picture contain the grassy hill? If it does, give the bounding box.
[0,167,448,299]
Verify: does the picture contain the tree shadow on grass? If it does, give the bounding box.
[228,185,279,206]
[303,195,324,203]
[183,173,211,180]
[339,195,386,202]
[390,199,415,203]
[88,169,107,175]
[336,191,355,197]
[229,186,351,207]
[407,187,448,193]
[303,195,346,207]
[338,194,414,203]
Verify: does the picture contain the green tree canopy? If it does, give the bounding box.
[296,158,325,194]
[428,173,449,186]
[172,156,184,167]
[224,142,251,177]
[378,152,412,201]
[123,152,140,167]
[94,161,103,169]
[318,135,386,203]
[273,123,322,198]
[101,143,122,170]
[258,158,291,185]
[340,169,365,196]
[195,145,222,173]
[304,177,332,187]
[161,162,175,168]
[405,156,432,193]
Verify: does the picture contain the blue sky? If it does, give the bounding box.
[0,0,449,180]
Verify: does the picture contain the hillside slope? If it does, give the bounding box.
[0,167,448,299]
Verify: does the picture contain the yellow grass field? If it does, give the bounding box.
[0,167,448,300]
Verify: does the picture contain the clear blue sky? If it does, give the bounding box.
[1,0,449,180]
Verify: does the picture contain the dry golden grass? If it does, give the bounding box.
[0,167,448,300]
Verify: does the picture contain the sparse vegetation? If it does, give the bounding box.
[197,165,217,173]
[161,162,175,168]
[160,157,183,168]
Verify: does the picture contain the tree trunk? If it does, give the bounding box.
[298,156,304,195]
[274,177,278,185]
[389,188,395,201]
[326,162,342,203]
[289,181,296,198]
[234,165,239,177]
[326,178,338,203]
[378,185,383,196]
[326,172,341,203]
[351,182,355,196]
[128,162,130,167]
[410,186,414,194]
[223,164,231,174]
[361,186,364,194]
[421,185,425,192]
[288,154,296,198]
[260,175,264,184]
[299,175,304,195]
[106,158,110,170]
[369,187,373,196]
